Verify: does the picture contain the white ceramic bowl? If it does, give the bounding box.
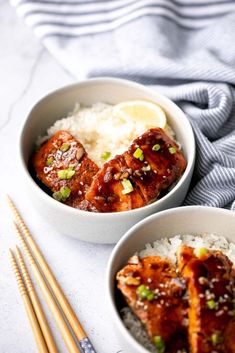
[106,205,235,353]
[19,77,195,243]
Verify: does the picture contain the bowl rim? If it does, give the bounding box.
[19,76,195,219]
[105,205,235,353]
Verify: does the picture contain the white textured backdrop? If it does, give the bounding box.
[0,2,123,352]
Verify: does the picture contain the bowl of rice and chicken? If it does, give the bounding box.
[106,206,235,353]
[19,78,195,243]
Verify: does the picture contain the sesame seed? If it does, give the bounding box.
[212,278,219,283]
[215,310,224,316]
[198,277,209,286]
[137,300,144,307]
[182,318,189,327]
[219,297,226,303]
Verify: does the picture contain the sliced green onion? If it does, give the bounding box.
[46,157,53,166]
[101,151,111,161]
[52,191,63,202]
[133,147,144,161]
[146,292,155,301]
[53,186,71,202]
[60,143,71,152]
[152,144,161,152]
[211,332,223,346]
[136,285,154,301]
[121,179,134,194]
[153,336,165,352]
[58,168,75,180]
[168,146,177,154]
[137,285,149,298]
[194,247,208,258]
[207,299,216,310]
[60,186,71,199]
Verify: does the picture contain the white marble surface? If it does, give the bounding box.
[0,2,124,352]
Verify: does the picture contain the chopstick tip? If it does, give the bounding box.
[6,194,12,204]
[15,245,21,255]
[13,221,19,230]
[8,248,14,258]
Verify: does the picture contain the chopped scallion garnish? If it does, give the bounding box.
[58,168,75,180]
[133,147,144,161]
[60,186,71,199]
[194,247,208,258]
[207,299,216,310]
[152,144,161,152]
[137,285,154,301]
[121,179,134,194]
[101,151,111,161]
[52,191,63,202]
[60,143,71,152]
[46,157,53,166]
[153,335,165,352]
[168,146,177,154]
[52,186,71,202]
[211,332,223,345]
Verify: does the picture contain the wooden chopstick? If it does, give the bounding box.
[7,196,96,353]
[15,246,59,353]
[9,249,49,353]
[13,222,81,353]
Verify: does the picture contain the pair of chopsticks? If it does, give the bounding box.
[7,196,96,353]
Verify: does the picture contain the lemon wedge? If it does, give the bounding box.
[113,100,167,128]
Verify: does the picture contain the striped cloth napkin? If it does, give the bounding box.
[10,0,235,209]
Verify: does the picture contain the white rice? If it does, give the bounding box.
[37,102,175,167]
[139,233,235,264]
[122,233,235,353]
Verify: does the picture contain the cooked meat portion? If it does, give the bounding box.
[117,255,189,352]
[177,245,235,353]
[85,128,186,212]
[32,130,99,208]
[85,154,146,212]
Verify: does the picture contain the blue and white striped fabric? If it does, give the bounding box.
[10,0,235,209]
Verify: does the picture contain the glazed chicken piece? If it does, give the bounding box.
[32,130,99,209]
[85,128,186,212]
[177,245,235,353]
[117,255,189,352]
[85,154,146,212]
